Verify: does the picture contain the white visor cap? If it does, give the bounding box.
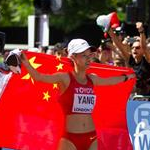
[67,39,96,57]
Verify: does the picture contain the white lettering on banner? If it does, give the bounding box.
[134,121,150,150]
[72,94,96,113]
[0,72,12,99]
[75,87,94,94]
[133,103,150,150]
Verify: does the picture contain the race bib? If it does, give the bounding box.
[72,94,96,113]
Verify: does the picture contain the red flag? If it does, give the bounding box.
[88,63,135,150]
[0,51,135,150]
[0,51,68,150]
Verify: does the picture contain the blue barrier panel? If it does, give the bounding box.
[127,96,150,150]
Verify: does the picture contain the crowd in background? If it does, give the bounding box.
[27,22,150,97]
[0,22,150,98]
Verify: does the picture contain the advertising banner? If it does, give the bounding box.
[127,96,150,150]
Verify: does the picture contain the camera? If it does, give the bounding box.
[126,37,136,44]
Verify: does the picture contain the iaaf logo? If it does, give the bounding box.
[133,103,150,150]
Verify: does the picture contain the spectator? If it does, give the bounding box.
[90,50,101,63]
[52,42,68,57]
[97,39,114,65]
[97,38,126,66]
[108,22,150,95]
[39,46,49,53]
[113,55,126,67]
[0,49,21,74]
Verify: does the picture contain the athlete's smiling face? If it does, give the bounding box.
[73,49,93,68]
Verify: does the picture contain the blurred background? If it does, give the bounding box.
[0,0,149,48]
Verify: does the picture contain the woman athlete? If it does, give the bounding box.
[21,39,135,150]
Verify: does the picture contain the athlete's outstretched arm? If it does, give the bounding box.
[21,52,63,84]
[90,73,136,86]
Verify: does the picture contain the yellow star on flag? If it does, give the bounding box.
[56,63,64,71]
[56,55,61,61]
[21,56,42,84]
[53,83,58,89]
[43,91,51,101]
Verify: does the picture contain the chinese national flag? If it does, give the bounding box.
[0,51,135,150]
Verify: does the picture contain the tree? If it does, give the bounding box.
[0,0,34,26]
[49,0,132,32]
[0,0,132,33]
